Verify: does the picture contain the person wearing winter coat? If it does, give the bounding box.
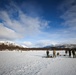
[53,49,56,57]
[46,50,49,57]
[72,49,75,58]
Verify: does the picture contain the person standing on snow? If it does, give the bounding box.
[46,50,49,57]
[53,49,56,57]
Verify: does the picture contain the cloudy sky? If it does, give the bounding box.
[0,0,76,47]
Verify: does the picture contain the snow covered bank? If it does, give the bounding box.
[0,51,76,75]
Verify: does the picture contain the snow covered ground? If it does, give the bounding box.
[0,50,76,75]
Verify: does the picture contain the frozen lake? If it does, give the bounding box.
[0,50,76,75]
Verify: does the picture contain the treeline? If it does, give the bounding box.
[23,47,76,51]
[0,43,76,51]
[0,43,25,51]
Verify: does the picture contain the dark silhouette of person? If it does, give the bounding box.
[72,49,75,58]
[69,49,71,57]
[65,50,67,54]
[46,50,49,57]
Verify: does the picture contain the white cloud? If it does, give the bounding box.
[0,23,21,40]
[60,5,76,28]
[60,0,76,28]
[23,41,33,47]
[23,40,58,48]
[0,3,50,41]
[61,38,76,44]
[59,0,76,44]
[35,40,58,47]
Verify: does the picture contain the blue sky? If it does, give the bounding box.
[0,0,76,47]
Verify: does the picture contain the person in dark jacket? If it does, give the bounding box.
[72,49,75,58]
[46,50,49,57]
[65,50,67,54]
[69,49,71,57]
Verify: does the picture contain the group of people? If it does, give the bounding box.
[46,49,76,58]
[46,50,56,57]
[65,49,76,58]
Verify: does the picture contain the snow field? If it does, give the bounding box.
[0,50,76,75]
